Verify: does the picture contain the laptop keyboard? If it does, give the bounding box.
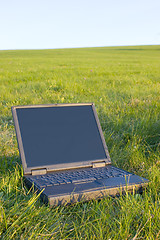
[28,166,132,188]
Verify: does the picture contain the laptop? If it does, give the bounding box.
[12,103,148,205]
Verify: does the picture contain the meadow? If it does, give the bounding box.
[0,45,160,239]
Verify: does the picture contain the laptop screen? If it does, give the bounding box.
[15,105,107,168]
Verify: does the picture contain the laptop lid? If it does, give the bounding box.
[12,103,111,175]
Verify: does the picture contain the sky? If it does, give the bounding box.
[0,0,160,50]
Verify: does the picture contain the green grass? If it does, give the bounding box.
[0,45,160,239]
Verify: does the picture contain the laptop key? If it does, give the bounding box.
[64,179,72,184]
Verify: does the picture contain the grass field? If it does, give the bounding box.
[0,45,160,239]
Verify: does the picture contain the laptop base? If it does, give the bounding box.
[24,166,148,206]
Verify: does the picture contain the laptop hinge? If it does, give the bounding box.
[92,162,106,168]
[31,168,47,176]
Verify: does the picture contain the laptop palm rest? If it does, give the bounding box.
[43,174,148,197]
[43,180,102,197]
[97,175,148,188]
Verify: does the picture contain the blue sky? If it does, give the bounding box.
[0,0,160,50]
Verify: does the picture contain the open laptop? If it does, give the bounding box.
[12,103,148,205]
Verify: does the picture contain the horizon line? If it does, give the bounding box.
[0,44,160,51]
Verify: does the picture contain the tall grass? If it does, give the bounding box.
[0,45,160,239]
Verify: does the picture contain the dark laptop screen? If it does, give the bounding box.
[16,105,107,168]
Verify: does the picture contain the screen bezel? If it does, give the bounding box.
[12,103,111,175]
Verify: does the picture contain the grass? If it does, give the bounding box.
[0,45,160,239]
